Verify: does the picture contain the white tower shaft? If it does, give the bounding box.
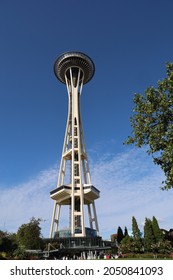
[50,63,99,238]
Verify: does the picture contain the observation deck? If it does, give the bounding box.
[50,184,100,205]
[54,51,95,84]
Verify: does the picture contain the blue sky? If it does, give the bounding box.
[0,0,173,239]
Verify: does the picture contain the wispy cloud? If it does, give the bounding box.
[91,148,173,238]
[0,166,58,236]
[0,148,173,239]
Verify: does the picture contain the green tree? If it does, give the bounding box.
[152,216,163,243]
[131,216,143,252]
[120,235,134,253]
[0,230,17,257]
[16,218,43,250]
[117,226,124,244]
[124,226,129,237]
[13,245,28,260]
[125,63,173,190]
[156,240,172,255]
[132,216,141,239]
[144,218,155,252]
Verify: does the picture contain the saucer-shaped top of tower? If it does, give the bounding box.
[54,51,95,84]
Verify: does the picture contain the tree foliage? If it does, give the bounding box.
[120,235,134,253]
[131,216,143,252]
[120,218,143,254]
[0,230,17,255]
[144,218,155,252]
[125,63,173,190]
[117,226,124,244]
[152,216,164,243]
[16,217,43,250]
[118,216,173,255]
[132,216,141,239]
[124,226,129,237]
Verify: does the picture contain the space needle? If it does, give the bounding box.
[49,52,100,239]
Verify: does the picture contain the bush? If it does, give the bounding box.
[0,252,7,260]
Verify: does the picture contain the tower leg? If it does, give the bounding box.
[49,202,61,238]
[92,201,99,233]
[88,204,93,229]
[87,202,99,234]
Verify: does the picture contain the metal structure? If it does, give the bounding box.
[50,52,100,238]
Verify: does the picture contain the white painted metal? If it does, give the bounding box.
[50,54,99,238]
